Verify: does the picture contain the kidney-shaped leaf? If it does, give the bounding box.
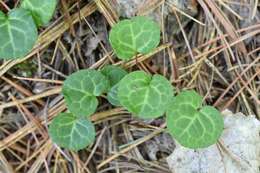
[0,8,38,59]
[109,16,160,60]
[62,69,109,117]
[21,0,57,26]
[49,113,96,151]
[118,71,173,118]
[166,90,224,149]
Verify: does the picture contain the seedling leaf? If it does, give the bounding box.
[101,65,127,89]
[62,69,109,117]
[21,0,57,26]
[0,8,38,59]
[166,90,224,149]
[118,71,174,118]
[109,16,160,60]
[49,113,95,151]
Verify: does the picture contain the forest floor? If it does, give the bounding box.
[0,0,259,172]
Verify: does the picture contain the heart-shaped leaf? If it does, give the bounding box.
[118,71,174,118]
[49,113,96,151]
[166,90,224,149]
[21,0,57,27]
[62,69,109,117]
[109,16,160,60]
[0,8,38,59]
[101,65,127,89]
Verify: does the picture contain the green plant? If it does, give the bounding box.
[109,16,160,60]
[21,0,57,27]
[101,65,128,106]
[166,90,224,148]
[49,69,110,151]
[0,0,57,59]
[49,113,96,151]
[0,9,37,59]
[101,65,128,89]
[62,69,109,117]
[107,84,121,106]
[48,16,224,151]
[118,71,174,118]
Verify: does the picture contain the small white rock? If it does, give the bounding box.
[167,109,260,173]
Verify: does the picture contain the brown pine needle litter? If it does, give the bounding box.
[0,0,259,172]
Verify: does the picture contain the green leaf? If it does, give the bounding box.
[109,16,160,60]
[101,65,127,88]
[101,65,127,106]
[118,71,174,118]
[107,84,121,106]
[49,113,96,151]
[166,90,224,149]
[62,69,109,117]
[0,8,38,59]
[21,0,57,26]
